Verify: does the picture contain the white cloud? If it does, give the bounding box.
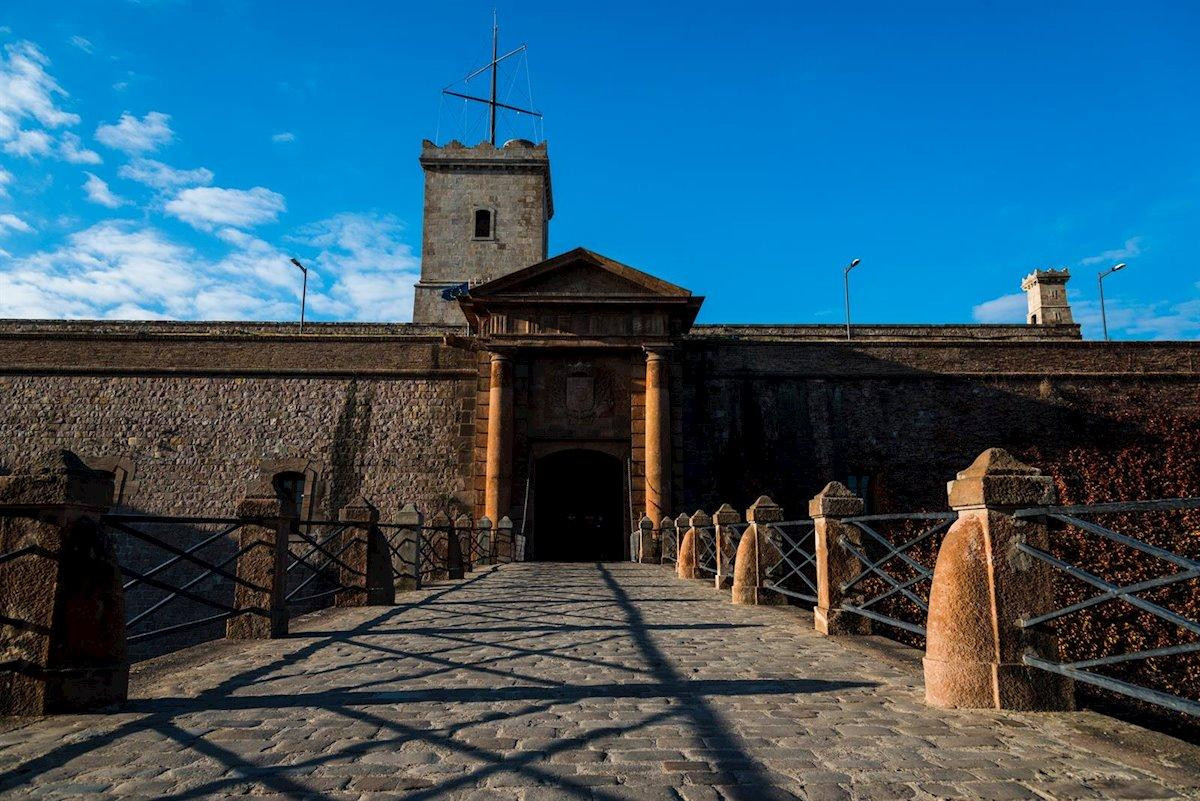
[972,292,1026,324]
[1079,236,1143,267]
[0,41,80,146]
[0,213,33,234]
[3,128,53,157]
[69,36,94,54]
[94,110,172,153]
[118,157,213,190]
[164,185,286,230]
[1073,296,1200,341]
[271,131,296,143]
[0,167,12,197]
[58,131,101,163]
[83,172,127,208]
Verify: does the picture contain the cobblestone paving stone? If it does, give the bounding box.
[2,562,1199,800]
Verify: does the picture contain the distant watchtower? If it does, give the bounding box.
[412,140,553,323]
[1021,268,1074,326]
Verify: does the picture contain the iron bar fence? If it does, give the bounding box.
[661,525,679,567]
[285,520,358,609]
[763,520,817,604]
[1013,497,1200,718]
[837,512,957,637]
[695,525,718,577]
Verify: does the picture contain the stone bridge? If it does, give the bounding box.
[2,562,1198,800]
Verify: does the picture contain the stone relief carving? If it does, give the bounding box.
[551,361,615,420]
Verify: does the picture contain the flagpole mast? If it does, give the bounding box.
[489,11,499,145]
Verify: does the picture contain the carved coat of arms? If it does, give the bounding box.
[554,362,615,419]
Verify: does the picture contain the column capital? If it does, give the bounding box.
[643,345,673,361]
[486,346,517,361]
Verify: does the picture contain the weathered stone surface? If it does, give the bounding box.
[810,482,870,636]
[226,496,288,640]
[731,496,786,606]
[1,563,1194,800]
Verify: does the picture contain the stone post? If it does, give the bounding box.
[644,347,672,522]
[429,511,451,583]
[659,516,676,565]
[496,516,514,563]
[678,509,711,580]
[336,497,392,607]
[637,516,659,563]
[455,513,474,573]
[924,448,1073,711]
[811,482,871,635]
[227,494,291,639]
[712,503,740,590]
[731,496,787,606]
[484,351,514,527]
[395,503,421,592]
[0,451,126,715]
[476,516,492,567]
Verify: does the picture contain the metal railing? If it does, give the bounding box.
[837,512,957,636]
[660,525,679,566]
[695,525,718,577]
[763,520,817,603]
[101,514,263,645]
[284,520,358,609]
[415,524,453,586]
[1013,498,1200,717]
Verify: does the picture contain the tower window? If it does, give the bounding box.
[473,208,494,239]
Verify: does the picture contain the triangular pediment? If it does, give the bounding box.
[468,248,693,299]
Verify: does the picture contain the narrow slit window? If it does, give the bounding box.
[474,208,493,239]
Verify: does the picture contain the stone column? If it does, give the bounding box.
[811,482,871,635]
[228,495,291,639]
[336,497,392,607]
[484,350,514,527]
[678,509,711,580]
[495,516,514,563]
[637,516,658,563]
[658,516,676,565]
[476,516,492,567]
[395,503,420,592]
[643,347,672,522]
[924,448,1073,711]
[731,496,787,606]
[0,451,126,715]
[713,503,740,590]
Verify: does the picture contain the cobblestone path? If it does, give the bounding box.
[2,562,1199,800]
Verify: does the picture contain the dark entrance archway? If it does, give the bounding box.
[532,449,625,562]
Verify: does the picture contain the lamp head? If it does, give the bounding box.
[289,257,306,273]
[846,258,861,273]
[1113,262,1126,272]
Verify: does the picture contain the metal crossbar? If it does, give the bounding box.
[838,512,956,636]
[376,523,419,585]
[763,521,817,603]
[695,526,717,576]
[285,523,358,604]
[416,525,453,586]
[661,527,678,566]
[1015,498,1200,717]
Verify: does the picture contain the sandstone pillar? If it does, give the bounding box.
[0,451,126,715]
[677,509,710,580]
[731,496,787,606]
[495,516,514,563]
[227,495,291,639]
[394,503,421,591]
[643,347,672,522]
[713,503,740,590]
[336,497,392,607]
[924,448,1074,711]
[811,482,871,635]
[638,516,658,563]
[659,516,677,565]
[484,351,514,527]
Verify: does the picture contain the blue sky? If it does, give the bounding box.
[0,0,1196,338]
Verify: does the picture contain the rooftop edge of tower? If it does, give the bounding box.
[1021,267,1071,291]
[420,139,552,218]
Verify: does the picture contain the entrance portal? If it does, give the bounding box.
[532,449,625,562]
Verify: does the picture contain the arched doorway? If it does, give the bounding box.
[532,449,625,562]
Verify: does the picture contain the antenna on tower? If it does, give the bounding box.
[441,13,542,145]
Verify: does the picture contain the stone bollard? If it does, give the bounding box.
[638,516,659,563]
[395,503,421,592]
[429,512,452,582]
[336,497,393,607]
[455,514,474,573]
[713,503,740,590]
[924,448,1073,711]
[658,516,676,565]
[496,516,514,563]
[680,510,712,581]
[228,494,292,639]
[731,496,787,606]
[0,451,127,715]
[476,516,492,567]
[811,482,871,635]
[673,512,691,573]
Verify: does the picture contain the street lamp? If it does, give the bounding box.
[843,258,861,341]
[1098,262,1126,341]
[289,258,309,334]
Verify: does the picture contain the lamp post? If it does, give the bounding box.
[1098,262,1126,341]
[843,258,861,341]
[289,258,309,334]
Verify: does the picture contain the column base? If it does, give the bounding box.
[815,606,871,635]
[923,657,1074,711]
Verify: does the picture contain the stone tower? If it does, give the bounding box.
[412,139,553,323]
[1020,268,1074,326]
